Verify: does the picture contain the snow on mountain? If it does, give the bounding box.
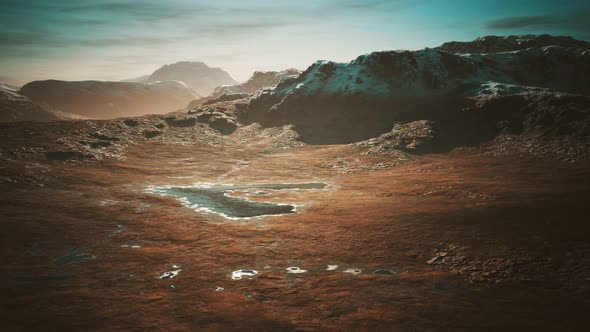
[146,61,237,96]
[254,45,589,102]
[243,35,590,143]
[19,80,200,119]
[436,34,590,54]
[187,69,300,108]
[214,69,300,96]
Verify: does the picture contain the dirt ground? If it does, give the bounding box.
[1,132,590,331]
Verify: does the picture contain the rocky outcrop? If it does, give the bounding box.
[436,34,590,54]
[356,120,436,154]
[213,69,300,97]
[20,80,199,119]
[146,61,237,96]
[164,115,197,127]
[0,84,59,122]
[191,108,238,135]
[355,93,590,154]
[244,35,590,144]
[186,69,299,108]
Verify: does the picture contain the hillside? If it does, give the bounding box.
[0,84,58,122]
[19,80,199,119]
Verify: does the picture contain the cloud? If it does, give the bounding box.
[485,8,590,34]
[337,0,425,11]
[32,1,210,22]
[485,16,562,29]
[0,30,67,48]
[78,36,181,47]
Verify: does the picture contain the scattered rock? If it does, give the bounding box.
[123,119,140,127]
[195,110,238,134]
[164,115,197,127]
[356,120,436,155]
[142,130,161,138]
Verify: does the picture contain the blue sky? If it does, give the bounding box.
[1,0,588,85]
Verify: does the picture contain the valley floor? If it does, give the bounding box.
[1,126,589,331]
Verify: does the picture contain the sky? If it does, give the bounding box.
[1,0,589,85]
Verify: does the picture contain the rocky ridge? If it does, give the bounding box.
[186,69,299,109]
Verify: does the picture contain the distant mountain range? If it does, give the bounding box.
[18,80,199,119]
[1,61,240,121]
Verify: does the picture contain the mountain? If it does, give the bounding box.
[120,75,150,83]
[187,69,300,108]
[146,61,237,95]
[436,34,590,54]
[0,84,59,122]
[213,69,300,97]
[19,80,199,119]
[224,35,590,144]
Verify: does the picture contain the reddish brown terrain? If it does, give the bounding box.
[1,118,589,331]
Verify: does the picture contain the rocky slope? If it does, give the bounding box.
[187,69,299,108]
[437,34,590,54]
[19,80,200,119]
[146,61,237,95]
[241,35,590,144]
[0,84,59,122]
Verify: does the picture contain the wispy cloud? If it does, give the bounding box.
[485,8,590,34]
[486,15,562,29]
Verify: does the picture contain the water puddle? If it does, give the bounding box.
[148,182,327,219]
[114,225,126,234]
[286,266,307,274]
[137,203,151,212]
[231,269,258,280]
[120,244,142,248]
[159,267,182,280]
[373,269,396,275]
[55,249,95,267]
[343,268,362,275]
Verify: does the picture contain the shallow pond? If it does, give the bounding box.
[148,182,326,218]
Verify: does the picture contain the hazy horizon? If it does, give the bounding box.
[1,0,589,86]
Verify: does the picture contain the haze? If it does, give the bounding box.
[1,0,589,85]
